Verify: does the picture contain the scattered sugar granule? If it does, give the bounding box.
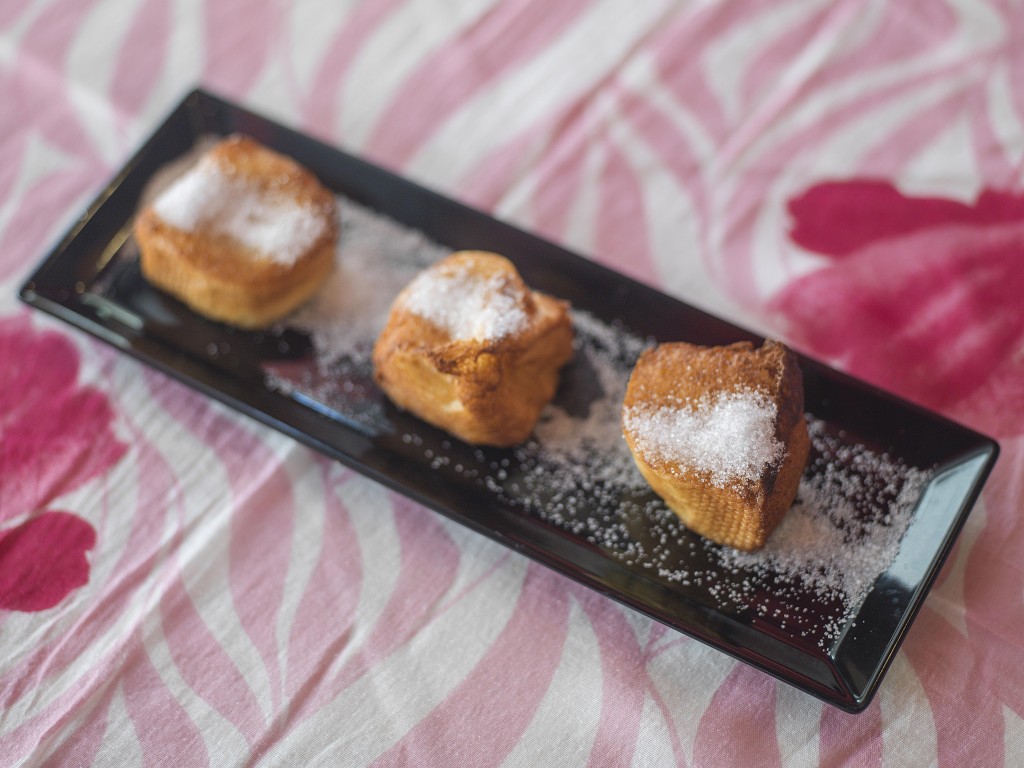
[398,260,529,341]
[262,194,931,650]
[623,391,784,487]
[715,419,931,645]
[152,156,326,265]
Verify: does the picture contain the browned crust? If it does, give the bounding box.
[622,340,809,551]
[372,251,574,446]
[134,134,338,328]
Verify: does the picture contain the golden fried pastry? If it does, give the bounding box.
[134,134,338,329]
[622,339,809,551]
[373,251,573,446]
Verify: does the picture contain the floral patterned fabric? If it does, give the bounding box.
[2,1,1023,765]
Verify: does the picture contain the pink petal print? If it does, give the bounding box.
[1,386,126,520]
[693,665,781,768]
[772,182,1024,437]
[0,316,127,520]
[0,511,96,611]
[667,0,1013,310]
[787,181,1024,259]
[0,314,79,421]
[0,430,175,756]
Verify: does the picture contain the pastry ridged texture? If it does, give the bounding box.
[134,134,338,329]
[372,251,574,447]
[622,340,809,551]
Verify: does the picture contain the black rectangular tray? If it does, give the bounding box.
[20,89,998,712]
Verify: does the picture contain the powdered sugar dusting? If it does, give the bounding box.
[265,195,934,650]
[721,430,927,612]
[398,259,529,341]
[152,157,326,265]
[624,392,784,487]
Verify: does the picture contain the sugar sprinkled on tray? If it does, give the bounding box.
[287,199,441,362]
[267,195,932,649]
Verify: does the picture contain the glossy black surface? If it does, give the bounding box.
[20,89,998,712]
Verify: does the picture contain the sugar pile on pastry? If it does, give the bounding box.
[134,135,338,328]
[372,251,574,447]
[622,339,809,551]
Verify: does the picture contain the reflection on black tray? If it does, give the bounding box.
[19,89,998,713]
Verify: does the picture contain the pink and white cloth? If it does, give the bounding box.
[3,1,1024,764]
